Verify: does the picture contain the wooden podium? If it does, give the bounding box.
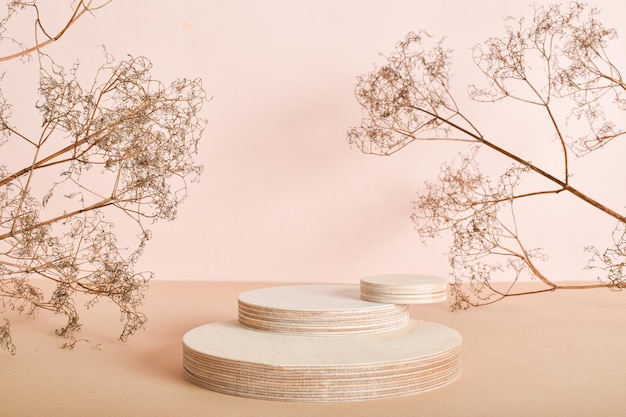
[183,275,461,402]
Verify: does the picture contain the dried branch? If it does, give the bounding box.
[0,1,207,353]
[0,319,16,354]
[349,2,625,309]
[0,0,110,62]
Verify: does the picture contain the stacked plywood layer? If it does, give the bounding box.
[183,319,461,402]
[238,285,409,334]
[360,274,448,304]
[183,275,461,402]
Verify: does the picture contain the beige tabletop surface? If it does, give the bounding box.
[2,280,626,417]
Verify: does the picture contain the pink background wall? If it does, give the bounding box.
[10,0,626,283]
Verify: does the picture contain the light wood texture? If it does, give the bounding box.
[183,284,461,402]
[360,274,448,304]
[238,284,409,334]
[183,319,462,402]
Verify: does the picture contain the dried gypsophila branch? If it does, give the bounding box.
[0,2,207,353]
[349,2,625,309]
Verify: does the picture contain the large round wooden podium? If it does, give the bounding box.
[183,275,461,402]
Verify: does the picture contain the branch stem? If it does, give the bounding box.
[413,106,626,224]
